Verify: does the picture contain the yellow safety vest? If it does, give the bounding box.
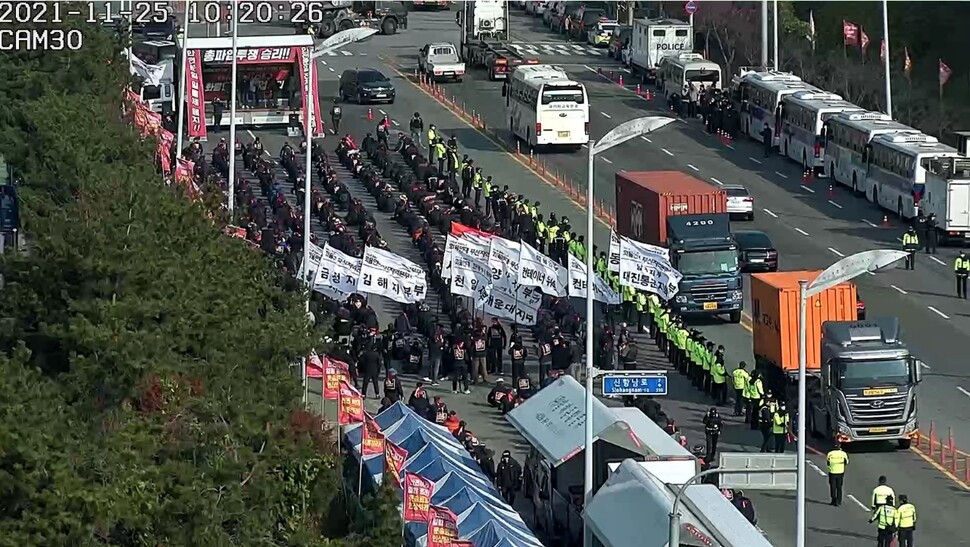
[896,503,916,529]
[902,232,919,248]
[732,368,749,390]
[771,411,789,434]
[873,505,897,530]
[956,258,970,272]
[826,449,848,475]
[711,361,726,384]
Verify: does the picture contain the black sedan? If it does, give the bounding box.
[339,68,396,104]
[734,230,778,272]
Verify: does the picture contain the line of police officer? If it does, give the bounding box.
[904,217,970,298]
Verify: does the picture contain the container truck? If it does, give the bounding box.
[627,18,693,84]
[750,271,922,449]
[919,156,970,245]
[615,171,743,323]
[456,0,538,80]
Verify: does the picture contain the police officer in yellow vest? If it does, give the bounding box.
[771,400,790,453]
[535,215,547,251]
[895,494,916,547]
[955,251,970,298]
[869,494,897,547]
[634,291,647,332]
[702,341,716,393]
[746,371,764,430]
[731,361,750,416]
[711,354,727,405]
[433,139,447,174]
[483,177,494,216]
[656,305,670,353]
[427,124,438,149]
[870,475,895,510]
[902,226,919,270]
[825,442,848,506]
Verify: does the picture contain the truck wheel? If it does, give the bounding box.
[338,18,355,32]
[898,438,912,449]
[728,311,742,324]
[382,17,398,35]
[319,17,336,39]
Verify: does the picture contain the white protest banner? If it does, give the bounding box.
[608,230,621,272]
[357,246,428,304]
[298,241,326,283]
[517,241,568,297]
[441,233,491,279]
[479,283,541,326]
[567,254,621,305]
[450,250,493,299]
[487,237,521,290]
[621,234,671,263]
[312,243,361,299]
[619,238,682,300]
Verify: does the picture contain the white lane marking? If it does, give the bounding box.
[710,177,724,186]
[641,136,652,143]
[328,67,335,72]
[379,109,387,115]
[320,60,327,65]
[391,120,400,126]
[891,285,908,295]
[749,157,762,164]
[801,185,816,194]
[920,361,931,369]
[584,64,596,73]
[724,144,735,150]
[600,111,612,119]
[796,228,810,236]
[775,171,788,179]
[602,157,614,164]
[930,256,947,266]
[828,247,845,257]
[661,148,674,157]
[763,208,778,218]
[862,219,877,227]
[847,494,870,511]
[828,200,843,209]
[807,461,827,477]
[687,164,699,172]
[957,387,970,398]
[341,50,352,56]
[928,306,950,320]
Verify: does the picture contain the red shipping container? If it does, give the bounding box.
[615,171,727,245]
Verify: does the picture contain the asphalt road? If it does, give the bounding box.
[183,11,970,547]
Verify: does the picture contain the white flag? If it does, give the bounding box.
[312,243,362,299]
[450,249,493,299]
[608,230,622,272]
[297,241,326,284]
[442,233,490,279]
[618,237,682,300]
[620,234,671,264]
[517,241,568,297]
[357,246,428,304]
[129,54,167,86]
[487,237,521,290]
[567,254,622,304]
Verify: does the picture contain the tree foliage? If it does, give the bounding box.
[0,9,397,546]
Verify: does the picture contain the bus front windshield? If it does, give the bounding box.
[541,85,585,105]
[835,359,911,389]
[686,69,720,85]
[677,250,738,275]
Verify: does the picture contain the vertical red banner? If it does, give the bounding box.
[361,416,385,456]
[184,48,207,139]
[323,357,350,400]
[306,353,324,378]
[338,380,364,425]
[426,506,460,547]
[296,45,324,137]
[384,440,408,486]
[403,473,434,522]
[156,129,174,174]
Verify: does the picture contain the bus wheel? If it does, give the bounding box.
[897,198,904,218]
[871,189,878,205]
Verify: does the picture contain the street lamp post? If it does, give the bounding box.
[583,116,674,547]
[794,249,908,547]
[227,9,239,218]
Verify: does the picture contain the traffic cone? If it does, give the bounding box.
[609,70,614,80]
[618,74,624,86]
[828,184,835,198]
[801,169,811,184]
[597,67,602,74]
[882,214,890,228]
[367,108,373,121]
[644,89,652,100]
[636,83,641,95]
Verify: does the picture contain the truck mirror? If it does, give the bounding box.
[915,360,923,382]
[455,12,461,26]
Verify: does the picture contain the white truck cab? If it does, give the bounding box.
[418,42,466,83]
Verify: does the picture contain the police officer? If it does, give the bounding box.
[902,226,919,270]
[825,442,848,506]
[460,158,474,198]
[329,99,342,134]
[895,494,916,547]
[747,371,764,429]
[955,251,970,298]
[434,138,447,173]
[771,400,789,453]
[702,407,722,462]
[711,354,727,405]
[731,361,750,416]
[870,475,895,510]
[869,494,897,547]
[426,123,438,149]
[446,145,460,185]
[925,213,939,253]
[761,123,773,157]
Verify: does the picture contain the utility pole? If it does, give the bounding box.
[626,1,635,25]
[761,0,769,68]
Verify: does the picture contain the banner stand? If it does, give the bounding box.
[357,447,364,496]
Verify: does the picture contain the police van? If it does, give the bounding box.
[627,18,692,84]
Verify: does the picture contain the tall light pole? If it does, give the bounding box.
[175,0,191,156]
[881,0,893,117]
[794,249,908,547]
[227,7,239,218]
[761,0,769,68]
[772,0,779,70]
[584,116,674,547]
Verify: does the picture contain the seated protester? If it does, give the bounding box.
[432,396,449,425]
[444,413,462,435]
[392,331,409,361]
[731,489,757,525]
[487,378,513,408]
[408,382,431,416]
[378,396,393,414]
[540,368,561,390]
[516,377,535,401]
[474,444,496,482]
[403,338,424,374]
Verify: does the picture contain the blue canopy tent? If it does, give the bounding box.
[408,501,542,547]
[407,456,490,491]
[466,521,546,547]
[436,486,519,523]
[374,402,459,447]
[404,441,482,477]
[430,471,506,509]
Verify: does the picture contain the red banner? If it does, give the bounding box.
[338,380,364,425]
[156,129,174,174]
[132,102,162,137]
[403,473,434,522]
[361,416,385,457]
[451,542,474,547]
[842,20,859,47]
[384,441,408,486]
[450,222,492,239]
[296,45,325,137]
[306,353,324,378]
[201,46,298,64]
[426,506,459,547]
[323,357,350,400]
[184,49,207,139]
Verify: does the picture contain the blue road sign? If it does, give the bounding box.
[602,374,668,396]
[685,1,697,15]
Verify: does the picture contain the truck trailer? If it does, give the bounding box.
[615,171,743,323]
[920,156,970,245]
[457,0,538,80]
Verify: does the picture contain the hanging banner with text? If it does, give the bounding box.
[361,416,385,457]
[323,357,350,400]
[426,506,460,547]
[567,254,622,304]
[313,243,361,299]
[297,241,326,283]
[517,241,568,297]
[609,230,621,272]
[478,283,542,325]
[337,380,364,425]
[442,232,491,279]
[403,473,434,523]
[487,236,521,290]
[357,246,428,304]
[384,441,408,486]
[618,237,682,300]
[450,249,493,299]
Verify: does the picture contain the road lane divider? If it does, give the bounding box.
[687,164,699,171]
[661,148,674,157]
[828,247,845,257]
[912,422,970,489]
[862,219,878,227]
[795,228,810,236]
[762,208,778,218]
[846,494,869,511]
[828,200,843,209]
[930,256,947,266]
[774,171,788,179]
[749,157,762,164]
[801,185,816,194]
[891,285,907,294]
[600,111,612,118]
[927,306,950,319]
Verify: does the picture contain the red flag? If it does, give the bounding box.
[175,158,195,189]
[449,222,493,239]
[384,440,408,486]
[904,47,913,77]
[879,39,886,63]
[306,352,324,379]
[860,30,870,53]
[403,473,434,522]
[323,356,350,400]
[842,20,859,46]
[361,415,385,457]
[156,129,174,174]
[451,542,475,547]
[940,59,953,87]
[426,506,460,547]
[338,380,364,425]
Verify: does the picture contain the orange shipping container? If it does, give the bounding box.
[750,270,858,376]
[614,171,727,245]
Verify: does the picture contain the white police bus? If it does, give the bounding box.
[823,111,918,194]
[865,133,961,219]
[733,71,819,146]
[779,90,863,173]
[658,53,722,100]
[504,64,589,151]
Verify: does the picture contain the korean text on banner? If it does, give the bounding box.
[618,237,682,300]
[298,242,326,282]
[403,473,434,522]
[609,230,621,272]
[450,250,493,299]
[156,129,174,174]
[361,416,385,456]
[517,241,567,297]
[337,380,364,425]
[384,441,408,486]
[620,234,671,263]
[306,353,324,379]
[296,45,325,137]
[323,357,350,400]
[357,246,428,304]
[487,236,521,289]
[184,49,206,139]
[442,233,490,279]
[478,284,542,326]
[566,254,621,304]
[426,506,460,547]
[313,243,361,299]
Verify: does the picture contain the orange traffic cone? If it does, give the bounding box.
[644,89,652,100]
[618,74,624,86]
[828,184,835,198]
[802,169,811,184]
[636,84,641,95]
[882,214,890,228]
[367,108,373,121]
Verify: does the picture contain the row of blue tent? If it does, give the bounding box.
[343,402,544,547]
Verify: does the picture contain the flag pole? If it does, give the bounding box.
[881,0,893,117]
[227,7,239,219]
[175,0,191,156]
[357,447,365,495]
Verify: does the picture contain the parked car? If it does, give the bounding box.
[587,18,617,46]
[734,230,778,272]
[525,1,548,16]
[857,295,867,320]
[608,25,631,58]
[571,8,607,40]
[339,68,396,104]
[723,184,754,221]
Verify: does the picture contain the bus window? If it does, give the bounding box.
[541,85,585,105]
[142,85,161,101]
[686,68,719,84]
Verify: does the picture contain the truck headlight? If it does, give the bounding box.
[838,423,852,436]
[731,290,743,300]
[904,420,917,433]
[675,295,687,304]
